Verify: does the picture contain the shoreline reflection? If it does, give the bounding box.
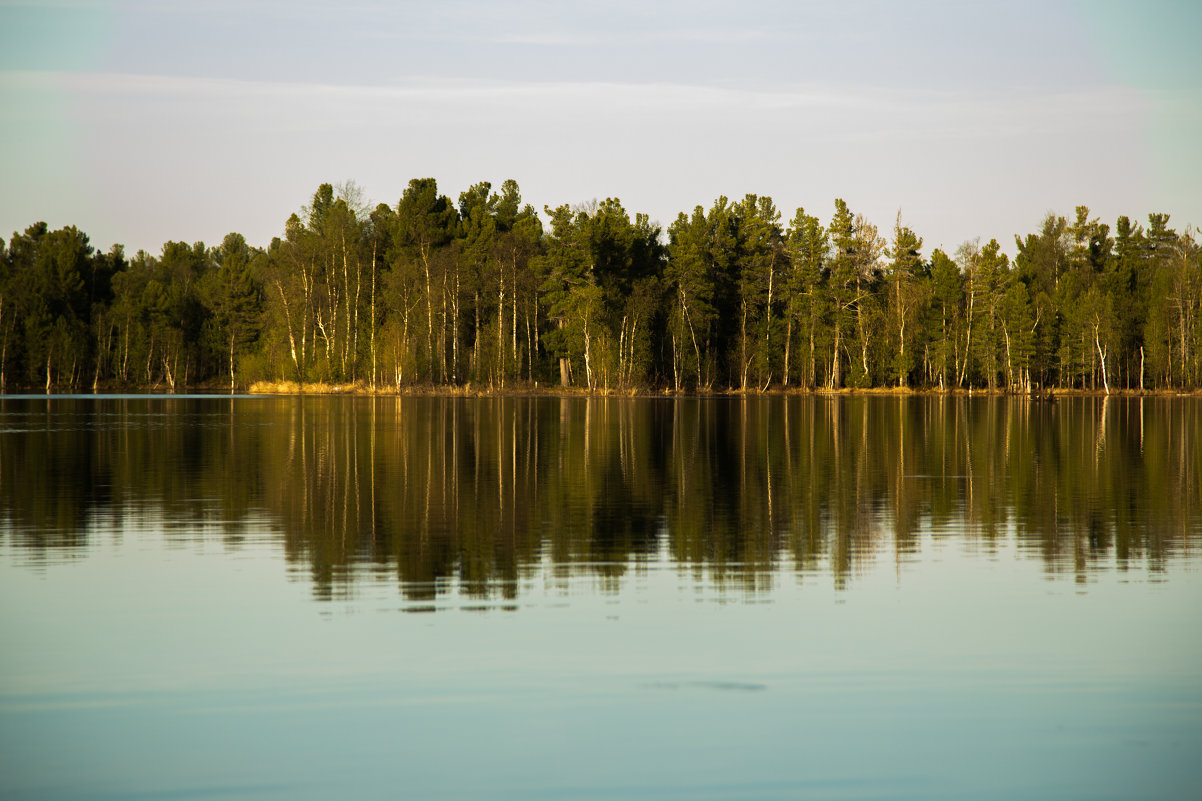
[2,396,1199,599]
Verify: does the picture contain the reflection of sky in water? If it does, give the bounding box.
[3,520,1200,801]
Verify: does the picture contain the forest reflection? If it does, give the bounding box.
[2,395,1199,600]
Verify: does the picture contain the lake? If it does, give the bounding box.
[2,394,1200,800]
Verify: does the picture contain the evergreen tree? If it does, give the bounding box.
[783,208,828,389]
[1014,213,1069,387]
[665,206,719,389]
[394,179,459,382]
[203,233,263,391]
[731,195,784,390]
[538,204,603,388]
[885,215,924,387]
[926,248,962,390]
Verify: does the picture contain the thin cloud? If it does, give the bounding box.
[362,24,782,47]
[3,69,1157,131]
[2,70,858,107]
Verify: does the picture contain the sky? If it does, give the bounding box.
[1,0,1200,258]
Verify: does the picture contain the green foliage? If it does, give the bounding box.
[538,204,606,388]
[201,233,264,390]
[783,208,828,388]
[886,217,925,387]
[4,182,1201,393]
[730,194,785,389]
[665,206,719,388]
[926,248,962,389]
[391,178,459,382]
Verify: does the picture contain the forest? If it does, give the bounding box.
[2,178,1200,393]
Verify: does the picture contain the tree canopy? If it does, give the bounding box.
[4,182,1200,393]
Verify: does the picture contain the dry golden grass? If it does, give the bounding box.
[247,380,370,395]
[245,378,1202,399]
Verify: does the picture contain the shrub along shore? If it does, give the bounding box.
[4,178,1200,395]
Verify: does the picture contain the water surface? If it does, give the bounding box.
[2,395,1200,800]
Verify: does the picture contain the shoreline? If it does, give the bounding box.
[6,381,1201,399]
[4,377,1197,396]
[248,384,1202,399]
[248,380,1202,398]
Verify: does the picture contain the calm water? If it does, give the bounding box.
[1,395,1200,801]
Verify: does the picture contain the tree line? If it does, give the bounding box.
[2,178,1200,393]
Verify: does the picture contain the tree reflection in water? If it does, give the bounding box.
[2,395,1199,599]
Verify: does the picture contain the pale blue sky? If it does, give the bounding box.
[2,0,1199,256]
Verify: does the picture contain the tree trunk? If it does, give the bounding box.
[274,280,302,381]
[763,265,773,390]
[856,287,869,382]
[830,321,842,390]
[1002,325,1013,390]
[959,289,974,388]
[440,265,449,383]
[497,264,505,388]
[740,302,749,390]
[1094,323,1109,395]
[782,312,792,388]
[470,289,480,379]
[582,319,594,390]
[679,289,704,388]
[808,307,816,390]
[526,309,533,383]
[352,249,361,383]
[370,241,377,390]
[342,232,351,378]
[511,252,519,373]
[451,265,460,383]
[618,316,627,387]
[671,332,681,391]
[422,246,435,382]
